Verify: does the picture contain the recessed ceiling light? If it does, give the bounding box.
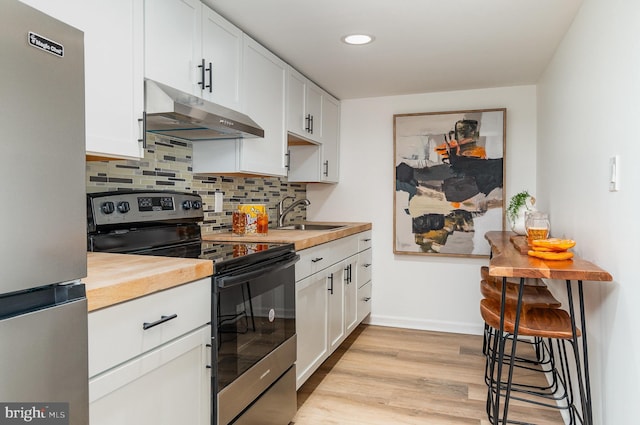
[341,34,374,45]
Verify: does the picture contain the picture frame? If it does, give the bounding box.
[393,108,506,257]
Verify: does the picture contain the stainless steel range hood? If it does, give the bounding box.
[144,80,264,141]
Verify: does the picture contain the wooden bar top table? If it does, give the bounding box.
[484,231,612,425]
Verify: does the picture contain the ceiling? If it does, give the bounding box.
[204,0,583,100]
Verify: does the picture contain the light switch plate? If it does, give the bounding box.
[609,155,620,192]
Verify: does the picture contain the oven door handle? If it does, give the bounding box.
[216,254,300,289]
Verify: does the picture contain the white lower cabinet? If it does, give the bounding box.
[295,272,329,386]
[89,326,211,425]
[344,254,359,335]
[326,261,346,351]
[295,231,372,389]
[88,278,212,425]
[356,232,373,324]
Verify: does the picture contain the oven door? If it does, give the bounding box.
[215,252,298,425]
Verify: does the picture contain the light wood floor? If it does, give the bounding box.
[292,325,565,425]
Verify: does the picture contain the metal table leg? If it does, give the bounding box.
[565,279,591,425]
[499,277,526,424]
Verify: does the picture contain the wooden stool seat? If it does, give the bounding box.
[480,266,546,287]
[480,279,562,310]
[480,298,581,339]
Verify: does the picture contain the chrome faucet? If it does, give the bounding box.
[277,196,311,227]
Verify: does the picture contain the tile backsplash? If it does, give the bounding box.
[86,135,307,234]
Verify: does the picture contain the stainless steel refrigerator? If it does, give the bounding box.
[0,1,88,424]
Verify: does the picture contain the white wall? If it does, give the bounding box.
[307,86,537,334]
[537,0,640,423]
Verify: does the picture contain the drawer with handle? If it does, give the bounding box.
[296,235,359,281]
[357,230,372,252]
[357,281,372,324]
[358,249,372,287]
[88,277,211,377]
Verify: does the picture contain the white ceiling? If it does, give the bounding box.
[204,0,583,100]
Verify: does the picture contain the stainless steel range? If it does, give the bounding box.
[87,190,299,425]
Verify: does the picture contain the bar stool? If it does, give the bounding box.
[481,288,582,424]
[480,277,562,385]
[480,267,560,377]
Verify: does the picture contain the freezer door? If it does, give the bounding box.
[0,0,87,293]
[0,295,89,424]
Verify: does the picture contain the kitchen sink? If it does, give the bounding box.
[277,224,345,231]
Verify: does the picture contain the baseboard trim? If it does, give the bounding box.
[365,314,485,336]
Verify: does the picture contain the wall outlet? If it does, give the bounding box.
[214,192,223,212]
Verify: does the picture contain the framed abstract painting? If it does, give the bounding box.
[393,108,506,257]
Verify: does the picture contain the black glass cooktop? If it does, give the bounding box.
[118,239,295,276]
[133,240,289,261]
[87,212,295,275]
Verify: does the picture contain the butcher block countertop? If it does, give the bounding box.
[83,222,371,312]
[202,222,372,250]
[83,252,214,312]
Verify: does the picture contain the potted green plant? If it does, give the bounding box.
[507,191,535,235]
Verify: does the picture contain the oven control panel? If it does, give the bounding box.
[87,191,204,229]
[137,195,175,212]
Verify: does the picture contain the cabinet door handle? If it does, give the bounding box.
[206,338,214,369]
[305,114,312,133]
[323,160,329,177]
[285,150,291,171]
[206,61,212,92]
[363,263,372,268]
[198,58,206,90]
[344,264,352,283]
[363,297,371,302]
[328,273,334,294]
[311,257,323,263]
[142,313,178,330]
[137,112,146,148]
[362,238,371,242]
[310,115,314,134]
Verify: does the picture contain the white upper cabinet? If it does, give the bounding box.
[287,94,340,183]
[305,83,323,142]
[144,0,201,95]
[145,0,242,111]
[286,65,340,183]
[201,7,242,111]
[319,95,340,182]
[286,67,323,144]
[19,0,144,159]
[287,70,307,139]
[240,35,287,176]
[192,35,287,177]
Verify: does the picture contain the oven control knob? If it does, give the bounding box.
[192,200,202,209]
[101,201,115,215]
[182,200,192,210]
[117,201,130,213]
